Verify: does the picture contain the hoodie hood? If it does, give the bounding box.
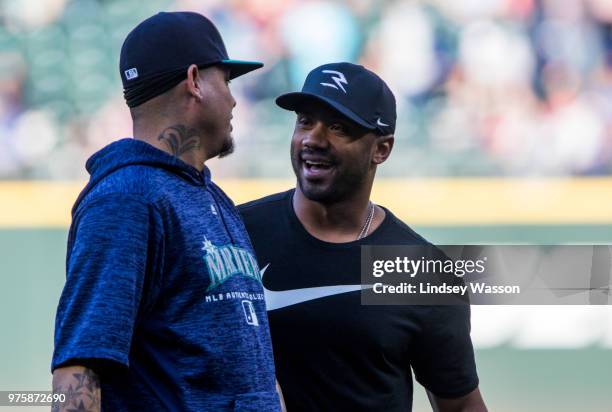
[73,138,209,215]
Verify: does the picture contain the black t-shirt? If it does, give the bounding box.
[238,190,478,412]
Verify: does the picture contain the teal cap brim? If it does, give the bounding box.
[220,59,264,79]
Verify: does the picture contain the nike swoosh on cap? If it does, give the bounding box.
[376,118,389,127]
[260,263,371,311]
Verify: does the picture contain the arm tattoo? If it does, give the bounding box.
[51,383,62,412]
[52,367,101,412]
[158,124,201,157]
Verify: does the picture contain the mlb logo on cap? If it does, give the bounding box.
[124,68,139,80]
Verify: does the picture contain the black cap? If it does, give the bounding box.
[119,11,263,88]
[276,62,396,135]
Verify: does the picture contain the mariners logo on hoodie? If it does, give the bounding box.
[201,237,262,291]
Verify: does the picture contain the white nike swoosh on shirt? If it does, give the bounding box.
[259,263,371,311]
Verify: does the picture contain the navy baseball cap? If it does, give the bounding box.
[119,11,262,106]
[276,62,396,135]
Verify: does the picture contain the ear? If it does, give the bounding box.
[372,135,394,165]
[186,64,203,102]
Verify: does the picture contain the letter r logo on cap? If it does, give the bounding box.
[320,70,348,93]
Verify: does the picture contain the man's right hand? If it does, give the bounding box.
[52,365,101,412]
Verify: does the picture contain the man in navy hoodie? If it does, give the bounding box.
[51,12,281,412]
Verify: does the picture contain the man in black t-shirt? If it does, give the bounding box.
[238,62,487,412]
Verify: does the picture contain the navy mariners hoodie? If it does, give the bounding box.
[52,138,279,411]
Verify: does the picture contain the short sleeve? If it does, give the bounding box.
[52,194,163,372]
[410,304,479,399]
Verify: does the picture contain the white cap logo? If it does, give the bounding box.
[125,68,139,80]
[320,70,347,93]
[376,118,389,127]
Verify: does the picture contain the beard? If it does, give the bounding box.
[217,135,235,158]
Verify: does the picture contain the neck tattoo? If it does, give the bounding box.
[157,124,201,158]
[357,202,375,240]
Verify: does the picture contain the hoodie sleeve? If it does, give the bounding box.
[52,193,163,371]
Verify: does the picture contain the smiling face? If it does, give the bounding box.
[290,100,381,203]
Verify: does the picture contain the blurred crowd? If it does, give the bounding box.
[1,0,611,179]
